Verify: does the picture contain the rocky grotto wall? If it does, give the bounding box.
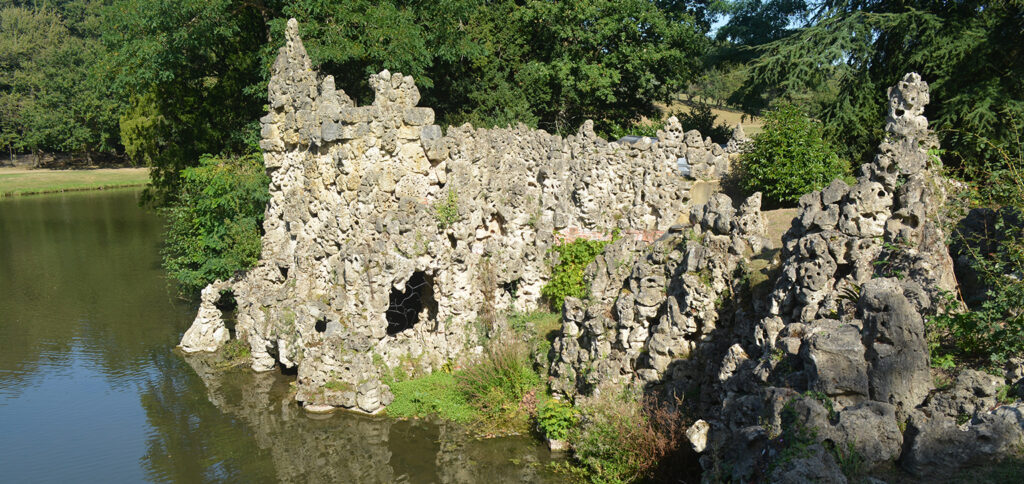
[550,73,1024,480]
[179,19,743,414]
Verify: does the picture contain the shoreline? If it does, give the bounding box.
[0,167,150,197]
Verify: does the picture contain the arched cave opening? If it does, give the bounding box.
[214,289,238,336]
[314,317,328,333]
[386,271,437,335]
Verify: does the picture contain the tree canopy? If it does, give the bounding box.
[1,0,709,203]
[730,0,1024,172]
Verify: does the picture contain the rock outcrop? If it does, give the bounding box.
[179,281,231,353]
[178,19,743,414]
[549,191,769,399]
[551,73,1024,480]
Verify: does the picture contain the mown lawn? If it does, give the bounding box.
[657,95,764,136]
[0,167,149,197]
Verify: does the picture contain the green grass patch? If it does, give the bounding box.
[385,311,562,435]
[215,338,251,369]
[386,371,476,423]
[0,167,149,197]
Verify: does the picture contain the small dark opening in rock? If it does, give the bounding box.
[315,318,328,333]
[280,265,289,279]
[835,263,853,281]
[502,278,521,299]
[448,232,458,250]
[386,271,437,335]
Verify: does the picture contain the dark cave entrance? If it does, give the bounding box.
[214,289,238,336]
[386,271,437,335]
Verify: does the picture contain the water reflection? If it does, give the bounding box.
[178,352,556,483]
[0,189,555,482]
[0,189,193,398]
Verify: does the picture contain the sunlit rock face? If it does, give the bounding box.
[178,18,739,414]
[551,74,1017,480]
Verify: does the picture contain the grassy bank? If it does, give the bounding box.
[0,167,150,197]
[384,311,561,436]
[382,311,694,483]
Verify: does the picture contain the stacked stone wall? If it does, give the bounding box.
[179,19,739,414]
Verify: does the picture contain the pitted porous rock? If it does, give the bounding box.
[544,74,1010,481]
[549,192,768,399]
[749,73,955,416]
[764,73,955,330]
[178,19,741,414]
[179,281,232,353]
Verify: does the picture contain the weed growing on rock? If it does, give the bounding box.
[322,380,352,392]
[542,232,618,311]
[214,339,252,369]
[537,398,578,442]
[433,187,459,229]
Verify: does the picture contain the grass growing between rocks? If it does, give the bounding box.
[384,311,559,436]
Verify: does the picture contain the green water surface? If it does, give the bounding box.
[0,189,554,483]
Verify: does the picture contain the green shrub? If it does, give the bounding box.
[542,234,616,311]
[674,102,733,144]
[537,398,578,441]
[737,103,849,207]
[929,131,1024,368]
[457,338,541,432]
[161,153,269,294]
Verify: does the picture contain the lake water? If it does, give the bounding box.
[0,189,555,483]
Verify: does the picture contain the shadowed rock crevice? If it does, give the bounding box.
[386,271,435,335]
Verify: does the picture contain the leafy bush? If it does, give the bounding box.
[928,132,1024,367]
[568,394,688,484]
[674,102,733,144]
[161,153,269,294]
[537,398,578,441]
[542,234,616,311]
[736,103,849,207]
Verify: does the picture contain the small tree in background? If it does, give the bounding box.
[737,103,848,207]
[162,153,269,295]
[675,102,733,144]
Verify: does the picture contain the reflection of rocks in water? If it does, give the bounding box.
[182,353,556,483]
[183,352,395,483]
[435,423,548,484]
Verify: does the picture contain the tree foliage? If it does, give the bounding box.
[103,0,270,203]
[161,153,269,294]
[737,1,1024,170]
[0,2,124,159]
[737,103,848,207]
